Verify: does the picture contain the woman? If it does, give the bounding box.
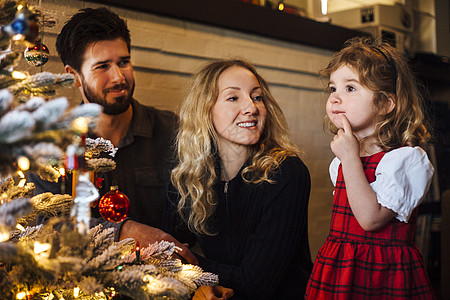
[164,59,312,299]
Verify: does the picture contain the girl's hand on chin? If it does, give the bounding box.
[330,115,360,162]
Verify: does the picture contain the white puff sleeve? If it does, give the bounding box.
[370,147,434,223]
[329,157,341,187]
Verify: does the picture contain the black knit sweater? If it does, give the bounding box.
[164,156,313,299]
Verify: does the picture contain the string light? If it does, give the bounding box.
[12,71,27,79]
[17,169,27,187]
[0,231,9,242]
[73,287,80,298]
[16,291,31,300]
[18,156,30,171]
[34,241,51,255]
[72,117,89,134]
[16,224,26,231]
[135,241,140,261]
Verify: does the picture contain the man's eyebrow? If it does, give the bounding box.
[93,59,111,66]
[92,56,131,67]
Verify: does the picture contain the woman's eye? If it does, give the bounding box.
[252,95,263,102]
[118,60,130,67]
[227,96,238,102]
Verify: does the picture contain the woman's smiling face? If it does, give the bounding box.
[212,66,267,151]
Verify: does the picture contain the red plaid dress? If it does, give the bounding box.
[305,151,434,299]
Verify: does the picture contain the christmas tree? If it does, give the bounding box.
[0,1,217,299]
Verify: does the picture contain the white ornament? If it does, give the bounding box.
[70,172,99,234]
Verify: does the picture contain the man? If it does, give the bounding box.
[49,7,195,263]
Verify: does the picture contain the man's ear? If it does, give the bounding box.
[65,65,82,87]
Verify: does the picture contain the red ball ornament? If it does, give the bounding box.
[98,186,130,223]
[24,41,49,67]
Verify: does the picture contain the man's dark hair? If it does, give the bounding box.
[56,7,131,72]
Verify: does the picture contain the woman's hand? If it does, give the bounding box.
[119,220,198,265]
[193,285,234,300]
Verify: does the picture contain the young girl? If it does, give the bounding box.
[305,37,435,299]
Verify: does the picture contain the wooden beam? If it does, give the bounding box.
[83,0,368,51]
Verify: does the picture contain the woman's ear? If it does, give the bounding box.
[64,65,81,87]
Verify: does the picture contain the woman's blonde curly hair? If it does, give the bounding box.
[322,37,431,150]
[171,59,300,235]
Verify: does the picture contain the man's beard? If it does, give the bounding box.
[82,79,135,115]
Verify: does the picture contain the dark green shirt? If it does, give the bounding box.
[32,99,178,234]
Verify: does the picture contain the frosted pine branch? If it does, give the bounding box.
[0,109,35,143]
[50,103,101,131]
[85,137,117,158]
[8,72,75,96]
[35,163,61,182]
[87,158,116,172]
[15,96,46,112]
[0,198,32,227]
[0,52,20,75]
[9,224,43,242]
[32,97,68,127]
[18,193,73,223]
[0,89,13,114]
[24,142,64,160]
[55,73,75,87]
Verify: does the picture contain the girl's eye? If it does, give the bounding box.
[327,86,336,93]
[346,85,356,92]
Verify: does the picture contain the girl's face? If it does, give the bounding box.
[326,64,380,139]
[212,66,267,152]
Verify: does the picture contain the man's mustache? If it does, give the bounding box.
[105,83,129,92]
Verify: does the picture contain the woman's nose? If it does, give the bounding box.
[242,97,258,115]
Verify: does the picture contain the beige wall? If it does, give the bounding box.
[25,0,336,258]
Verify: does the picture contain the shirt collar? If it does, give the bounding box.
[87,99,154,148]
[130,99,154,138]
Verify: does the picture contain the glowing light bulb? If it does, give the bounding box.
[12,71,27,79]
[73,287,80,298]
[0,231,10,242]
[72,117,89,134]
[278,3,284,11]
[18,156,30,171]
[18,178,26,187]
[16,291,31,299]
[12,34,25,41]
[34,241,51,255]
[16,224,25,231]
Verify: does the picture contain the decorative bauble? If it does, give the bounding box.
[24,42,49,67]
[98,186,130,223]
